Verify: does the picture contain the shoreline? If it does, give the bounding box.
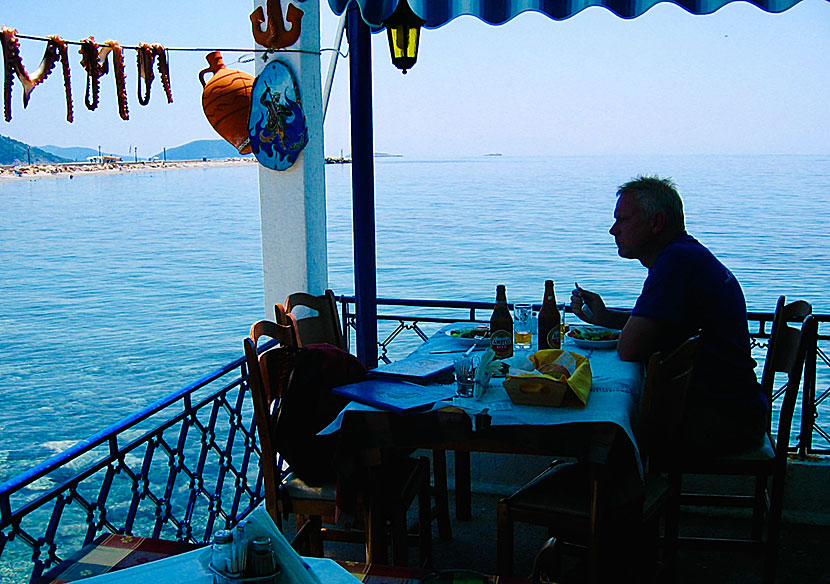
[0,158,257,181]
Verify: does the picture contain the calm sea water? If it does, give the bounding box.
[1,155,828,482]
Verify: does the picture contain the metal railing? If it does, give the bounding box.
[0,296,826,583]
[338,295,829,457]
[0,356,263,583]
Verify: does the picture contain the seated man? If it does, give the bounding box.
[571,175,766,454]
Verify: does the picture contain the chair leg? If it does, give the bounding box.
[306,515,324,557]
[390,503,408,566]
[418,460,433,568]
[455,450,472,521]
[496,501,514,576]
[763,472,787,584]
[664,470,681,577]
[366,490,389,565]
[752,474,768,541]
[432,449,453,540]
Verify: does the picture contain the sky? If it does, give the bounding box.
[1,0,829,158]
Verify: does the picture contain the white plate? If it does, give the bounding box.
[445,326,490,346]
[567,326,620,349]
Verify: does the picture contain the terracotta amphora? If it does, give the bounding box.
[199,51,254,154]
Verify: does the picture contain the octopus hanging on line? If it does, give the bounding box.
[105,40,129,120]
[79,36,102,111]
[1,26,72,122]
[136,42,172,105]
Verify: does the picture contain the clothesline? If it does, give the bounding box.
[12,32,342,57]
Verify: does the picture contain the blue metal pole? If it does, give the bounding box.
[347,4,378,368]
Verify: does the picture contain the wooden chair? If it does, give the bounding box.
[282,290,455,541]
[244,319,432,565]
[283,289,345,349]
[666,304,817,584]
[496,335,700,582]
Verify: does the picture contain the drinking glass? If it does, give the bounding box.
[454,354,476,397]
[513,303,533,349]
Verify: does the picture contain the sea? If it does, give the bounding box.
[1,154,829,484]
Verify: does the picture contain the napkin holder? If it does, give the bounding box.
[503,350,592,407]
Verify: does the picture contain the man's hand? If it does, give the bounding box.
[571,285,632,331]
[570,286,605,325]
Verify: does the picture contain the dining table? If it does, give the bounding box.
[321,322,646,528]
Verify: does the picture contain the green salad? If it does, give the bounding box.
[568,326,620,341]
[449,326,490,339]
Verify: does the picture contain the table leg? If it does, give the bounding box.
[454,451,471,521]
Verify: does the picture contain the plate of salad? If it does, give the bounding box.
[567,325,620,349]
[446,325,491,346]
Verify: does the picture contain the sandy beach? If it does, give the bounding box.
[0,157,257,181]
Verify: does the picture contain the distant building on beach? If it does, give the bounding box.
[86,155,123,164]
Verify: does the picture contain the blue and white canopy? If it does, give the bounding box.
[327,0,808,28]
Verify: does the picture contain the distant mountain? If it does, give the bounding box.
[1,135,69,165]
[38,145,124,162]
[153,140,251,161]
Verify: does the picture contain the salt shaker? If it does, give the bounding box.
[210,529,234,573]
[246,536,278,577]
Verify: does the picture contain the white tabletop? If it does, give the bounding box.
[322,324,645,475]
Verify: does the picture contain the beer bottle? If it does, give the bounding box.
[537,280,561,350]
[490,284,513,359]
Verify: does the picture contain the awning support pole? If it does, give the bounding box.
[347,3,378,368]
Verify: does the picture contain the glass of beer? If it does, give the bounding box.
[513,303,533,349]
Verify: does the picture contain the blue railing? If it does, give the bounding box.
[0,297,826,583]
[0,355,263,583]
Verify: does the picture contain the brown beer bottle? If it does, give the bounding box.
[537,280,561,350]
[490,285,513,359]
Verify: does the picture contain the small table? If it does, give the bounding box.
[327,323,645,519]
[35,535,529,584]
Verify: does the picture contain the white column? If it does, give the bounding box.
[255,0,327,319]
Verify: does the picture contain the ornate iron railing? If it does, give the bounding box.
[337,296,830,457]
[0,296,826,583]
[0,355,263,583]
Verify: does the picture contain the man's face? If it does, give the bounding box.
[609,192,655,260]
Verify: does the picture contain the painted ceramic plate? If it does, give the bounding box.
[446,326,490,346]
[567,325,620,349]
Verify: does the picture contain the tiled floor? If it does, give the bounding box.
[320,491,830,583]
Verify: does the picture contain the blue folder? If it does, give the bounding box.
[332,378,458,413]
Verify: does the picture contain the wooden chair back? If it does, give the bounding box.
[772,315,816,462]
[243,319,298,524]
[638,334,700,466]
[283,290,345,349]
[274,303,301,349]
[761,296,812,427]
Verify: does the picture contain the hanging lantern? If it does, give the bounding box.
[384,0,425,74]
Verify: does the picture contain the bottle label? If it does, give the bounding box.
[490,330,513,358]
[546,328,561,350]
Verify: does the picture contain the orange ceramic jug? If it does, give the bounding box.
[199,51,254,154]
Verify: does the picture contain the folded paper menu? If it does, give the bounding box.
[333,378,458,413]
[370,354,456,384]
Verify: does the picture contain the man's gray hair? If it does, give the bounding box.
[617,175,685,234]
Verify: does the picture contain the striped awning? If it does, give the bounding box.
[327,0,808,28]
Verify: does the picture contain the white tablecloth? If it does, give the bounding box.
[73,507,360,584]
[322,323,645,474]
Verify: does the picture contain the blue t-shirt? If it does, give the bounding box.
[632,233,767,415]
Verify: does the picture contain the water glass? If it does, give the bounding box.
[454,354,476,398]
[513,303,533,349]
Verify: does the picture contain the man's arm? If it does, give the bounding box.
[617,315,664,362]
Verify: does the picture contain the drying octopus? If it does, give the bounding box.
[136,42,173,106]
[1,26,73,122]
[79,37,129,120]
